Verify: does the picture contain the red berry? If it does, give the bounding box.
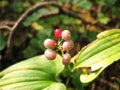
[62,40,74,51]
[44,49,56,60]
[62,53,71,66]
[54,28,62,38]
[61,30,71,40]
[44,39,56,48]
[52,40,57,46]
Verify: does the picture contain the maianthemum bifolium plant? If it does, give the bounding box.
[44,29,74,66]
[0,29,120,90]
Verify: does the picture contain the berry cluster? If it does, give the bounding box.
[44,28,74,66]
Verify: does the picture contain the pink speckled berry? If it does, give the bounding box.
[62,53,71,66]
[44,39,56,48]
[62,40,74,51]
[61,30,71,40]
[44,49,56,60]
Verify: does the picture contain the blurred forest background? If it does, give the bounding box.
[0,0,120,90]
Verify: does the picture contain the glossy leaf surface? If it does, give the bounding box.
[0,55,65,90]
[74,29,120,83]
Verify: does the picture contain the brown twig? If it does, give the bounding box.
[39,9,60,18]
[5,1,59,51]
[0,21,15,30]
[99,78,119,90]
[0,1,107,53]
[0,25,12,31]
[59,7,108,30]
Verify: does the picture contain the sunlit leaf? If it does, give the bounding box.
[73,29,120,83]
[0,55,65,90]
[98,13,110,24]
[31,22,44,31]
[79,0,92,10]
[0,1,9,7]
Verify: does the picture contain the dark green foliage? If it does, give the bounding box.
[0,0,120,90]
[10,1,23,13]
[0,33,6,51]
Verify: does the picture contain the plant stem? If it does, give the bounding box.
[58,39,64,56]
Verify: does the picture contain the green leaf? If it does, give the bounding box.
[96,0,117,6]
[0,33,6,51]
[98,13,110,24]
[0,55,66,90]
[74,29,120,83]
[79,0,92,10]
[60,0,70,3]
[61,15,80,25]
[30,38,40,49]
[10,1,23,13]
[106,0,117,4]
[111,7,120,19]
[71,70,85,90]
[71,31,79,41]
[86,31,98,42]
[72,0,80,5]
[96,0,108,6]
[23,9,41,27]
[0,1,9,8]
[23,7,59,27]
[36,30,52,50]
[23,46,37,58]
